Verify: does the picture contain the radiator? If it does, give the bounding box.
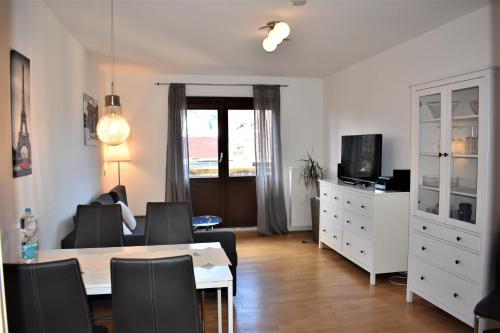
[289,167,312,229]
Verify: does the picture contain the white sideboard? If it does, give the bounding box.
[319,180,410,285]
[407,67,500,328]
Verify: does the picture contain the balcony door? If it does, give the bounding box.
[186,97,257,228]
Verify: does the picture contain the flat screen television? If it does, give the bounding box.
[339,134,382,183]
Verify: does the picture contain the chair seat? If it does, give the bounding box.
[94,325,108,333]
[475,289,500,320]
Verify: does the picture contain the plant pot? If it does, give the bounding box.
[310,197,320,243]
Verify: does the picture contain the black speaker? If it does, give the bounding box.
[337,163,342,179]
[393,169,410,192]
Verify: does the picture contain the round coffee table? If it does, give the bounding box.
[192,215,222,230]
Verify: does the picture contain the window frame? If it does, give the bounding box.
[186,97,255,183]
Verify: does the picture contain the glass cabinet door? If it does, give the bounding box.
[417,92,443,217]
[447,85,479,226]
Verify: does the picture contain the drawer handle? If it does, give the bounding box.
[346,242,350,246]
[322,229,326,232]
[334,196,339,200]
[456,236,462,242]
[323,193,328,196]
[346,220,351,224]
[334,214,338,218]
[333,235,337,239]
[455,260,461,265]
[360,250,365,254]
[421,246,426,251]
[453,293,459,298]
[422,226,427,230]
[347,200,352,204]
[360,226,366,230]
[361,205,366,209]
[420,276,425,280]
[323,210,327,213]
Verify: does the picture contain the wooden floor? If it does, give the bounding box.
[95,231,472,332]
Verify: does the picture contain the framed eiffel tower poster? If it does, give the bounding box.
[10,50,32,178]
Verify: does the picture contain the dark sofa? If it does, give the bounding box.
[61,185,237,295]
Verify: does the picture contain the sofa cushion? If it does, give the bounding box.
[92,193,115,205]
[116,201,137,230]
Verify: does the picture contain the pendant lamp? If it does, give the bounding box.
[97,0,130,146]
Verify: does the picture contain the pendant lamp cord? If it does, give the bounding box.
[110,0,115,94]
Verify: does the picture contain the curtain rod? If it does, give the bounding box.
[154,82,288,87]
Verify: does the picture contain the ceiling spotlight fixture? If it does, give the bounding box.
[259,21,291,53]
[291,0,306,6]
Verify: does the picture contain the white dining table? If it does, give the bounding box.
[37,242,233,333]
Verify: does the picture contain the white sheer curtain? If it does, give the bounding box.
[165,83,191,202]
[253,85,288,235]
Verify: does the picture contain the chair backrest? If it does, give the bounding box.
[73,204,123,248]
[3,259,93,333]
[145,201,194,245]
[111,255,202,333]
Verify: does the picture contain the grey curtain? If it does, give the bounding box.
[165,83,191,202]
[253,85,288,235]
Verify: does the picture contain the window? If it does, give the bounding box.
[186,109,219,178]
[228,109,255,177]
[186,97,255,179]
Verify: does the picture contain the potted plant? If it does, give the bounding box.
[298,152,324,242]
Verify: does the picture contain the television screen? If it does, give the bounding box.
[340,134,382,183]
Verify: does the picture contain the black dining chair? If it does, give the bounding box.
[110,255,202,333]
[73,204,123,248]
[145,201,194,245]
[474,233,500,333]
[3,259,107,333]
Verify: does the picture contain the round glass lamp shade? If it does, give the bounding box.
[274,22,290,40]
[97,104,130,146]
[262,37,277,52]
[268,29,283,45]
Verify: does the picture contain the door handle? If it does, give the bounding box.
[219,152,224,163]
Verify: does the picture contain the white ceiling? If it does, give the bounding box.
[43,0,491,77]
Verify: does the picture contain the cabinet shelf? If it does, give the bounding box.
[420,118,441,123]
[419,185,439,192]
[452,154,478,158]
[450,187,477,198]
[452,115,479,121]
[419,185,477,198]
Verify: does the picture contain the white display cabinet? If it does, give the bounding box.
[407,67,500,329]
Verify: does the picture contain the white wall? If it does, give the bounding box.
[0,0,103,260]
[102,73,324,225]
[323,3,499,177]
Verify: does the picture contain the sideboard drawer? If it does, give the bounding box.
[330,223,343,252]
[413,218,480,253]
[344,192,373,217]
[447,271,480,319]
[411,257,448,302]
[411,232,479,282]
[344,211,372,239]
[412,218,444,239]
[320,186,331,202]
[320,203,343,226]
[441,227,480,253]
[330,187,343,207]
[344,230,373,268]
[411,232,448,267]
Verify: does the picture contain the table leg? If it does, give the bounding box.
[228,281,233,333]
[217,288,222,333]
[201,291,205,333]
